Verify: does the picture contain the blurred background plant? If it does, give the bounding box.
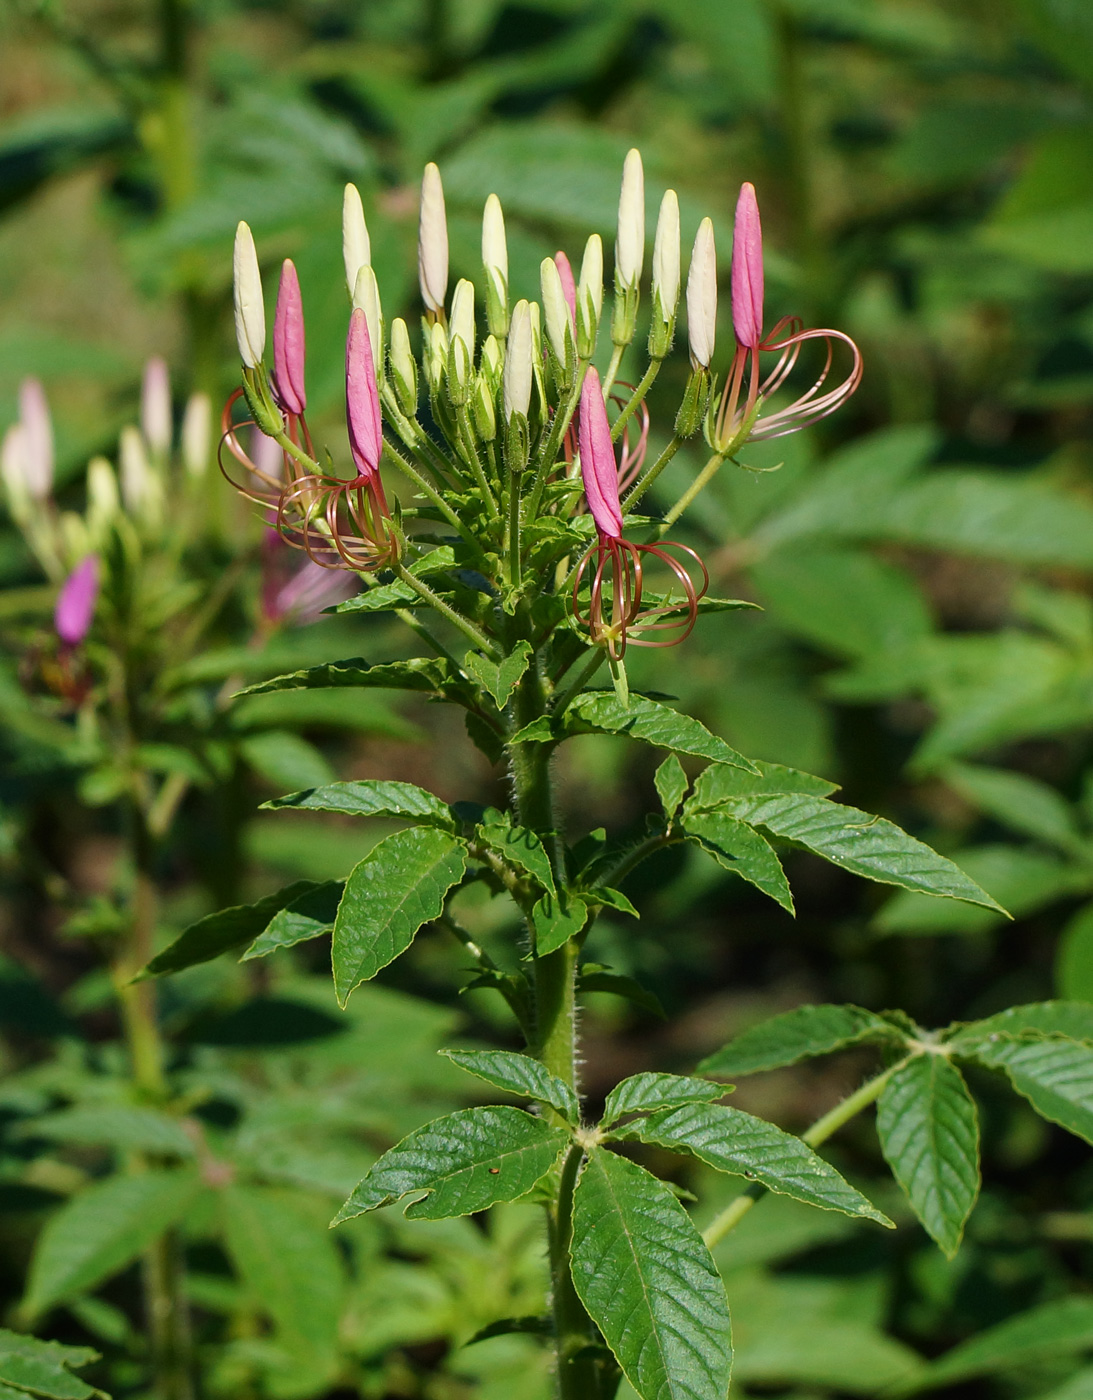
[4,0,1093,1398]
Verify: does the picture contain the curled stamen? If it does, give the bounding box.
[278,471,396,573]
[218,390,288,508]
[572,537,708,660]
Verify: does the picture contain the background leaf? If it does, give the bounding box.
[699,1004,901,1077]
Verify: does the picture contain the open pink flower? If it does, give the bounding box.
[55,556,99,647]
[272,260,307,416]
[713,181,862,451]
[573,369,707,659]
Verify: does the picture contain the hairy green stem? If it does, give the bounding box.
[702,1058,909,1249]
[551,648,606,715]
[601,343,625,398]
[525,363,589,522]
[392,561,498,658]
[623,433,684,513]
[610,359,661,443]
[380,442,465,535]
[662,449,727,528]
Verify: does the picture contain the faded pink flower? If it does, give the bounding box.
[55,556,99,646]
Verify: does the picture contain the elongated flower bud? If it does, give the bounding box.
[418,163,449,314]
[342,183,371,298]
[19,378,53,499]
[731,181,764,350]
[615,148,645,289]
[233,221,265,368]
[541,257,573,370]
[141,357,172,456]
[86,456,119,541]
[1,425,31,525]
[687,217,717,369]
[447,279,476,403]
[352,265,384,377]
[181,393,211,478]
[346,307,382,478]
[503,300,532,422]
[652,190,680,319]
[480,334,503,389]
[120,424,162,529]
[482,193,509,336]
[555,252,577,325]
[389,317,418,416]
[55,555,99,647]
[273,260,307,414]
[579,367,623,540]
[577,234,603,358]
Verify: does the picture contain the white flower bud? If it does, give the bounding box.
[652,190,681,317]
[120,424,163,530]
[480,334,503,388]
[18,378,53,499]
[418,163,449,314]
[482,193,508,336]
[352,264,384,373]
[615,148,645,289]
[181,393,211,478]
[687,217,717,369]
[86,456,119,541]
[540,256,572,366]
[503,300,532,422]
[577,234,604,356]
[1,424,32,523]
[233,221,266,368]
[424,319,448,392]
[141,357,172,457]
[449,279,475,362]
[389,317,418,415]
[342,183,371,298]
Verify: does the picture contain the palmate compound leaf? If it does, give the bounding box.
[463,639,533,707]
[570,1147,732,1400]
[945,1001,1093,1052]
[332,827,467,1006]
[23,1170,202,1317]
[875,1054,980,1258]
[331,1106,569,1225]
[615,1103,891,1225]
[682,810,794,913]
[698,1004,903,1077]
[263,778,454,827]
[0,1330,101,1400]
[962,1034,1093,1145]
[601,1072,726,1127]
[692,791,1002,912]
[441,1049,579,1123]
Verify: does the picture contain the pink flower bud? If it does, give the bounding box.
[346,308,381,478]
[579,368,623,541]
[554,251,577,327]
[55,556,99,647]
[731,182,764,350]
[18,378,53,499]
[273,259,307,415]
[141,357,172,455]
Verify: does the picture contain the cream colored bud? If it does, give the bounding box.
[181,394,211,478]
[577,234,604,355]
[482,193,508,285]
[687,217,717,368]
[418,163,449,314]
[233,221,265,368]
[424,319,449,391]
[480,334,503,387]
[615,148,645,289]
[0,424,31,523]
[540,257,572,365]
[352,265,384,371]
[141,357,172,456]
[652,190,681,316]
[120,425,163,530]
[342,183,371,298]
[449,279,475,361]
[503,300,533,421]
[86,456,119,540]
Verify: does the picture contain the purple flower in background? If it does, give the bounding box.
[55,556,99,647]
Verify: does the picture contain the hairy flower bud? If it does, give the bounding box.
[503,300,532,423]
[576,234,603,359]
[472,370,497,442]
[18,377,53,499]
[731,181,764,350]
[389,318,418,417]
[233,221,266,368]
[346,308,382,478]
[418,163,449,315]
[423,320,448,394]
[541,257,575,387]
[352,265,384,379]
[482,193,509,337]
[448,279,476,402]
[687,217,717,369]
[650,190,680,358]
[555,251,577,325]
[342,183,371,299]
[86,456,119,541]
[579,366,623,540]
[273,260,307,414]
[181,393,211,478]
[55,555,99,648]
[615,148,645,290]
[141,357,172,456]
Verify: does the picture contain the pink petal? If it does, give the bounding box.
[55,556,99,647]
[273,259,307,415]
[731,182,764,350]
[579,368,623,540]
[554,251,577,328]
[346,308,382,478]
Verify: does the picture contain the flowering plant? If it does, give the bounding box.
[138,152,1093,1400]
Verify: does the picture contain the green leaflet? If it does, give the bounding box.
[532,893,588,954]
[570,1148,732,1400]
[945,1000,1093,1052]
[913,1297,1093,1390]
[0,1330,101,1400]
[966,1034,1093,1144]
[699,1004,900,1077]
[263,778,454,827]
[601,1072,725,1127]
[141,879,325,977]
[237,656,461,697]
[332,1106,568,1224]
[615,1102,891,1225]
[19,1106,195,1158]
[577,967,664,1018]
[944,761,1085,854]
[476,810,557,895]
[683,809,794,913]
[242,881,343,960]
[876,1055,980,1257]
[441,1049,579,1122]
[698,792,1003,911]
[463,640,532,707]
[23,1170,202,1317]
[239,730,334,792]
[332,827,467,1005]
[654,754,688,820]
[690,758,840,806]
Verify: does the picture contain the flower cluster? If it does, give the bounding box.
[225,151,862,664]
